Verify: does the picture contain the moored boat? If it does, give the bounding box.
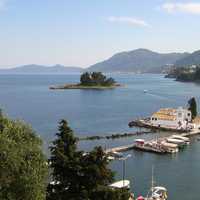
[161,141,179,153]
[145,186,167,200]
[136,167,168,200]
[166,138,186,147]
[170,135,190,144]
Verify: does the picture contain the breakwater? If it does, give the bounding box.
[78,131,151,141]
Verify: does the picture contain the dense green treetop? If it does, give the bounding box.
[0,111,48,200]
[80,72,116,86]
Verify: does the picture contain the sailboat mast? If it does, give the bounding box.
[151,166,154,194]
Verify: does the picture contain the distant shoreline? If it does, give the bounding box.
[49,83,122,90]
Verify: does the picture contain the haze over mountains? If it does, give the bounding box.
[174,50,200,67]
[0,64,83,74]
[1,49,200,74]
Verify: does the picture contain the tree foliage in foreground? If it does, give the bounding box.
[80,72,116,86]
[188,97,197,119]
[47,119,130,200]
[0,111,48,200]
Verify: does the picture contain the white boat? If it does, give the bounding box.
[144,90,148,93]
[137,167,168,200]
[161,141,179,153]
[109,180,130,189]
[148,186,167,200]
[166,138,185,145]
[171,135,190,144]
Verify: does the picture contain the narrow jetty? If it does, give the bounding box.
[79,130,151,141]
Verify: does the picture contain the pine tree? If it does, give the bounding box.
[80,146,114,195]
[47,119,83,200]
[47,120,131,200]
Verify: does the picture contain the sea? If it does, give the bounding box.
[0,73,200,199]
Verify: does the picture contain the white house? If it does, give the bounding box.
[150,107,192,129]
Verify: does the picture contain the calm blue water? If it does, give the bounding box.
[0,74,200,199]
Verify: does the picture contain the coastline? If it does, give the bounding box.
[49,83,122,90]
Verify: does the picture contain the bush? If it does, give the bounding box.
[0,112,48,200]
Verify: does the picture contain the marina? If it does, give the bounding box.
[106,129,200,155]
[107,110,200,155]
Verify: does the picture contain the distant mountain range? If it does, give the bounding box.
[0,64,83,74]
[174,50,200,67]
[1,49,200,74]
[88,49,189,73]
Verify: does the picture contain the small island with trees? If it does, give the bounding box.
[50,72,121,90]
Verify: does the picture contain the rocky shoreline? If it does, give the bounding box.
[49,83,122,90]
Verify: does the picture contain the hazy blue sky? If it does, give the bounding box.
[0,0,200,68]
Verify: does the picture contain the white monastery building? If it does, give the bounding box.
[150,107,192,130]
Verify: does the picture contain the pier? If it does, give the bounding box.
[106,111,200,155]
[105,128,200,155]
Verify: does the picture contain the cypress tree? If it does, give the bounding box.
[47,119,83,200]
[188,97,197,119]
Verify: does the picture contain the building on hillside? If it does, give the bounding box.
[150,107,192,130]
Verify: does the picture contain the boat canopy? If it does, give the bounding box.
[153,186,167,191]
[134,139,145,143]
[109,180,130,189]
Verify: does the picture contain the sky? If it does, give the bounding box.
[0,0,200,68]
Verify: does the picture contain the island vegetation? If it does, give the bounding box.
[50,72,121,89]
[0,111,131,200]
